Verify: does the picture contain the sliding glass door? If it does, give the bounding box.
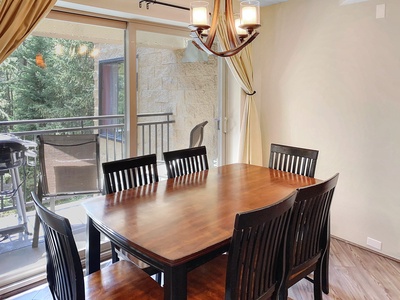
[135,29,222,173]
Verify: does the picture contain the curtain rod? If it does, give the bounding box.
[139,0,190,11]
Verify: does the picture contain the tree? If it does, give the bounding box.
[0,36,96,131]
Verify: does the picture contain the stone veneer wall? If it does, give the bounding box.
[137,46,219,164]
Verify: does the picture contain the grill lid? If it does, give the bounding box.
[0,134,27,153]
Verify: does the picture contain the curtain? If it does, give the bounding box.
[0,0,56,64]
[217,15,263,166]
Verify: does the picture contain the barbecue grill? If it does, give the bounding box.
[0,134,36,239]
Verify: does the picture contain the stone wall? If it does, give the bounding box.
[137,46,219,164]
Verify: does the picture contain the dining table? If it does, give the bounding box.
[82,163,318,300]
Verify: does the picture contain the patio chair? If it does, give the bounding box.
[32,134,102,248]
[187,191,297,300]
[31,191,163,300]
[189,121,208,148]
[102,154,162,284]
[269,143,319,177]
[279,173,339,300]
[163,146,209,179]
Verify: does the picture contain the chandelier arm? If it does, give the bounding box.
[192,31,259,57]
[225,0,240,48]
[205,0,221,48]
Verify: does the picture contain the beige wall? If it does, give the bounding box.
[254,0,400,259]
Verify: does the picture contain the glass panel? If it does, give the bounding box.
[136,30,220,176]
[0,16,125,292]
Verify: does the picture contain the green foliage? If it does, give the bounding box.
[0,36,95,130]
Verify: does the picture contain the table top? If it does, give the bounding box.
[82,163,318,267]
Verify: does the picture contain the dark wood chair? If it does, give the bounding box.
[31,191,163,300]
[102,153,161,282]
[187,191,297,300]
[279,173,339,300]
[102,153,159,194]
[269,143,319,177]
[163,146,209,179]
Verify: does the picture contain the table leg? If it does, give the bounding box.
[163,265,187,300]
[85,216,100,275]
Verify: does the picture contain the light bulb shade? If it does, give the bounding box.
[240,0,260,30]
[234,14,248,38]
[190,1,210,29]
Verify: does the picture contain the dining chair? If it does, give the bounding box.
[31,191,163,300]
[32,134,102,248]
[269,143,319,177]
[189,120,208,148]
[102,153,159,194]
[163,146,209,179]
[102,154,162,283]
[279,173,339,300]
[187,191,297,300]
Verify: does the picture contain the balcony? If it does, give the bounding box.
[0,113,174,297]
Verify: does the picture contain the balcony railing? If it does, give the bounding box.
[0,112,174,214]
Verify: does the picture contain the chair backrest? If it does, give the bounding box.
[37,134,101,197]
[269,143,319,177]
[285,173,339,283]
[225,191,296,300]
[102,154,159,194]
[163,146,209,179]
[31,191,85,300]
[189,121,208,148]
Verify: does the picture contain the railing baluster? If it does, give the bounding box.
[113,129,117,161]
[155,124,158,160]
[161,123,164,160]
[167,114,170,153]
[141,125,144,156]
[105,128,109,162]
[148,124,152,155]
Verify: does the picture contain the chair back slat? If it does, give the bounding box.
[269,143,319,177]
[226,191,296,300]
[31,191,85,300]
[163,146,209,179]
[102,154,159,194]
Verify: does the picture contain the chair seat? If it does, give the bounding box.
[85,260,163,299]
[187,254,228,300]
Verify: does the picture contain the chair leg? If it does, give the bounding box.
[111,243,119,263]
[155,272,162,285]
[313,263,323,300]
[322,217,331,294]
[32,183,43,248]
[32,212,40,248]
[278,285,288,300]
[322,244,330,294]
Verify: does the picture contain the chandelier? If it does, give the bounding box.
[189,0,261,57]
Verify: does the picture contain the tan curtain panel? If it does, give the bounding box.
[0,0,56,64]
[217,15,263,166]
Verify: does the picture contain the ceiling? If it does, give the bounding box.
[258,0,288,6]
[55,0,289,27]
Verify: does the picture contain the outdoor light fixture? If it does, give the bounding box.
[189,0,261,57]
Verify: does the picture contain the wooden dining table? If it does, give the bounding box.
[82,163,318,300]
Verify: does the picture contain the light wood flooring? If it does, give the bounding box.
[7,238,400,299]
[288,238,400,299]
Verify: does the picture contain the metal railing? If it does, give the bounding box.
[0,112,174,213]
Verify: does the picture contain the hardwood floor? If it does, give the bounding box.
[288,238,400,300]
[7,238,400,299]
